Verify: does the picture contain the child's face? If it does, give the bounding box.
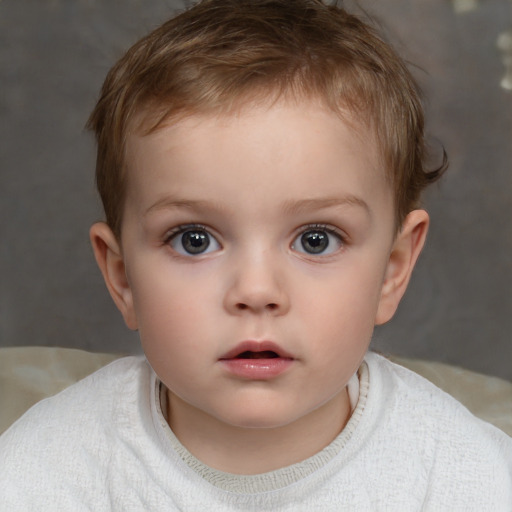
[93,99,427,435]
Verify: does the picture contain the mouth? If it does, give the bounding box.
[219,341,294,379]
[219,341,293,361]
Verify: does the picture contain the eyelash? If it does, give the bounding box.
[164,224,210,243]
[298,223,344,240]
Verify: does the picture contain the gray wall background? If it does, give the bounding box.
[1,0,511,380]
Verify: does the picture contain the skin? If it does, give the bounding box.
[90,99,429,475]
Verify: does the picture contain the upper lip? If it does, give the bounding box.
[219,340,294,360]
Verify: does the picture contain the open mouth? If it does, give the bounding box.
[235,350,280,359]
[219,341,294,362]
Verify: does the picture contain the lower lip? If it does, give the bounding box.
[220,358,294,379]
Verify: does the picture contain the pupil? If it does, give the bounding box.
[301,230,328,254]
[182,231,209,254]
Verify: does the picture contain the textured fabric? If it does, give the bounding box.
[1,353,511,511]
[0,347,121,434]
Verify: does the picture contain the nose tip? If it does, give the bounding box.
[224,259,289,316]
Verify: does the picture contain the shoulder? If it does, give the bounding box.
[365,351,510,432]
[362,352,512,506]
[2,355,149,428]
[0,356,153,508]
[0,355,150,444]
[364,351,512,448]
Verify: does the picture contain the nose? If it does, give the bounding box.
[223,252,290,316]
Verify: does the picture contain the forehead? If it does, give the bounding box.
[123,99,392,220]
[131,91,381,158]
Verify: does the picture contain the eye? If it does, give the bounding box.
[167,226,221,255]
[292,226,343,256]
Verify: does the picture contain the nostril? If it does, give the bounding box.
[235,302,278,311]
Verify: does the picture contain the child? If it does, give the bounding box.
[1,0,511,509]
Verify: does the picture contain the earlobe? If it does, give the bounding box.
[375,210,429,325]
[89,222,138,330]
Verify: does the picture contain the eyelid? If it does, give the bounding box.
[164,223,209,241]
[296,223,346,241]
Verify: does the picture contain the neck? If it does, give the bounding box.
[166,388,351,475]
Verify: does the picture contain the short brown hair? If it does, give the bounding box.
[87,0,446,238]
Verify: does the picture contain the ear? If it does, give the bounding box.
[89,222,138,330]
[375,209,429,325]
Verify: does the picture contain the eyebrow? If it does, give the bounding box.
[144,195,370,217]
[281,196,370,216]
[144,198,228,216]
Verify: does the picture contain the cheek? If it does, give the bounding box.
[128,265,220,348]
[300,265,385,326]
[294,264,385,364]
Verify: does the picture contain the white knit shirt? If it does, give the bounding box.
[1,352,511,511]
